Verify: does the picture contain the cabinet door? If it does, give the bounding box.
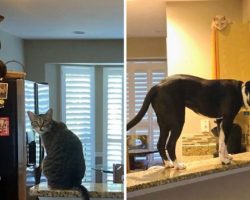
[0,173,18,200]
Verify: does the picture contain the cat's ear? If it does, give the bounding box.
[27,111,35,121]
[46,108,53,119]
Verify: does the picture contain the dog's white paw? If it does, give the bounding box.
[163,160,174,168]
[174,161,186,170]
[221,157,231,165]
[225,154,233,160]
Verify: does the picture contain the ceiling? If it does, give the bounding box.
[0,0,220,39]
[127,0,221,38]
[127,0,167,37]
[0,0,123,39]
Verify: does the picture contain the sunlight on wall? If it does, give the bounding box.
[167,19,212,78]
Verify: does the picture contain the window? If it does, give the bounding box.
[61,65,124,183]
[61,66,95,182]
[127,61,167,163]
[103,67,124,182]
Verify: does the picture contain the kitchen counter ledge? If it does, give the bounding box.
[30,182,123,199]
[127,152,250,194]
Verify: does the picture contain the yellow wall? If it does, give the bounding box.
[242,0,250,22]
[127,37,166,59]
[166,0,242,147]
[167,0,242,78]
[217,18,250,139]
[218,23,250,82]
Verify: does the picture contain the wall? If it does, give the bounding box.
[127,37,166,60]
[25,39,123,122]
[0,30,24,71]
[167,0,242,77]
[242,0,250,22]
[218,23,250,82]
[166,1,243,144]
[24,39,123,82]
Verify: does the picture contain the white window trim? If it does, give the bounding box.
[103,66,124,183]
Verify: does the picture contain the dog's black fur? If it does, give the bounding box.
[127,74,250,168]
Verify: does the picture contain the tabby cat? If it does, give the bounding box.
[27,108,89,200]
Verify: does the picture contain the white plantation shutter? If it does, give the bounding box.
[36,83,50,165]
[37,83,50,114]
[61,66,95,183]
[127,61,166,163]
[103,67,124,182]
[25,81,35,132]
[25,81,36,165]
[134,72,148,125]
[151,71,166,161]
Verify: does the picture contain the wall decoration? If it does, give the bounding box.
[211,15,232,79]
[127,135,148,150]
[211,15,231,31]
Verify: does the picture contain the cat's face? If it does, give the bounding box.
[27,108,53,135]
[212,15,229,31]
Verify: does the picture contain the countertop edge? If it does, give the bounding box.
[29,184,124,199]
[127,164,250,197]
[127,161,250,192]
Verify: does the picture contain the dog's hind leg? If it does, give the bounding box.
[168,122,186,170]
[157,124,173,168]
[165,104,186,170]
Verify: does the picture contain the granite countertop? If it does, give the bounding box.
[30,182,123,199]
[127,152,250,192]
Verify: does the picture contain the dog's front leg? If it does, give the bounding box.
[219,121,232,165]
[219,130,230,164]
[224,147,233,160]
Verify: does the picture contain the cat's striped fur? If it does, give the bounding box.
[27,108,89,200]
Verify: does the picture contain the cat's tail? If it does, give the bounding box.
[127,85,158,131]
[78,185,90,200]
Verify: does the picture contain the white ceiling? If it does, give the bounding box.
[0,0,124,39]
[0,0,221,39]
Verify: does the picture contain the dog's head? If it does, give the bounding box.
[242,81,250,109]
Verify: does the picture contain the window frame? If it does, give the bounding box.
[127,61,167,163]
[102,66,124,182]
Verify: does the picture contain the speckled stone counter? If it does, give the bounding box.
[127,152,250,193]
[30,182,123,199]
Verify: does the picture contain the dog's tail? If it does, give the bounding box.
[127,85,158,131]
[78,185,90,200]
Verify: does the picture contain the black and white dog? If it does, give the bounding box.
[127,74,250,169]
